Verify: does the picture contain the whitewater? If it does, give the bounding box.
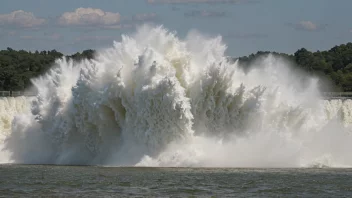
[1,26,352,167]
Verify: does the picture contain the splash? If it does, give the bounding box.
[0,97,34,163]
[1,25,352,167]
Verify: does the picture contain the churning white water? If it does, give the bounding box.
[0,97,34,163]
[1,26,352,167]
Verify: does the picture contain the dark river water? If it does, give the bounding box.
[0,165,351,197]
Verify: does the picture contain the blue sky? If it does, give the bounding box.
[0,0,351,56]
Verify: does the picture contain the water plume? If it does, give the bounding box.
[1,25,352,167]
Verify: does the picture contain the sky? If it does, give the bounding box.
[0,0,351,57]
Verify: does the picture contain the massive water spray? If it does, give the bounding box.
[1,26,352,167]
[0,97,34,163]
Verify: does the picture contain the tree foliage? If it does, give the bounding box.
[0,49,95,91]
[235,42,352,91]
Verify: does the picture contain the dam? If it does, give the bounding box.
[322,92,352,100]
[0,91,37,97]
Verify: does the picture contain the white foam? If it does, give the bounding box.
[0,97,34,163]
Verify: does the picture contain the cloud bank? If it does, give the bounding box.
[58,8,157,29]
[0,10,45,28]
[58,8,121,26]
[0,8,158,32]
[292,21,326,31]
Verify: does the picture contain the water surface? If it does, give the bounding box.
[1,165,351,197]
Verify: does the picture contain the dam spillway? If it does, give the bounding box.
[322,92,352,100]
[0,91,37,97]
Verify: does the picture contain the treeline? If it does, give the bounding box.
[0,48,95,91]
[1,43,352,91]
[236,42,352,91]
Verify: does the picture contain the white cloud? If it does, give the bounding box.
[58,8,121,26]
[0,10,45,28]
[289,21,326,32]
[297,21,318,31]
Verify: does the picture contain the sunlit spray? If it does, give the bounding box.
[1,25,352,167]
